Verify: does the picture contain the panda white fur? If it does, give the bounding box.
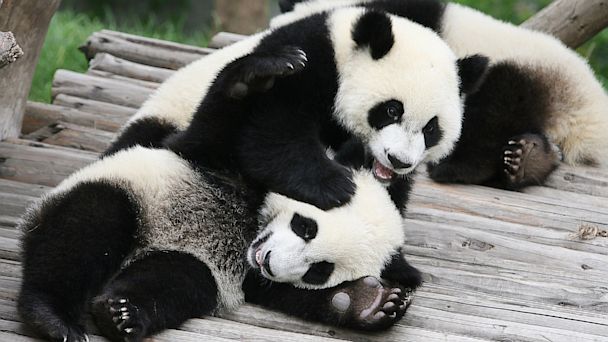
[107,6,487,210]
[276,0,608,189]
[18,142,419,342]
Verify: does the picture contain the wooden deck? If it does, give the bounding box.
[0,30,607,341]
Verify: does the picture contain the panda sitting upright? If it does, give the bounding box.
[276,0,608,189]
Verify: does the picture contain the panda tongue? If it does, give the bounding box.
[374,160,395,181]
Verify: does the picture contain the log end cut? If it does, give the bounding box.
[0,31,24,69]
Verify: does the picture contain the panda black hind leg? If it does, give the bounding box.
[222,45,307,99]
[501,133,561,189]
[92,251,218,342]
[243,272,411,331]
[18,182,139,342]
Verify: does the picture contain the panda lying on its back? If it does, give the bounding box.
[277,0,608,189]
[18,142,419,342]
[110,6,487,210]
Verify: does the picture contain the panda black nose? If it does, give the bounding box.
[387,154,412,169]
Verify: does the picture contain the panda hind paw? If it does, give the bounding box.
[331,276,413,331]
[228,45,307,99]
[502,133,560,189]
[92,296,148,342]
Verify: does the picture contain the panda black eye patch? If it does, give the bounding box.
[302,261,335,285]
[423,116,442,148]
[367,100,404,130]
[290,213,318,242]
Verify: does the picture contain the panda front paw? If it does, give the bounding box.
[331,276,412,331]
[227,45,307,99]
[311,165,356,210]
[92,296,149,342]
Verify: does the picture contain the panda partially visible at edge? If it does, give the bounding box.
[14,8,469,342]
[276,0,608,189]
[106,3,488,211]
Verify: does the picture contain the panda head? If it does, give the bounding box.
[247,170,405,289]
[331,8,488,183]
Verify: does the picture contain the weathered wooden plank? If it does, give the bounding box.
[0,178,48,198]
[0,139,97,186]
[403,218,608,276]
[410,181,608,234]
[524,185,608,209]
[87,69,160,90]
[208,32,247,49]
[23,122,114,153]
[80,30,214,70]
[0,192,35,218]
[180,317,343,342]
[53,94,136,118]
[52,69,153,109]
[543,165,608,198]
[403,304,606,342]
[89,52,174,84]
[23,101,124,134]
[408,254,608,312]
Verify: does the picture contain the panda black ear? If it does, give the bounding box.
[458,54,490,95]
[279,0,301,13]
[352,10,395,60]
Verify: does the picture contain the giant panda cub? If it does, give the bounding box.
[109,6,488,210]
[18,140,420,342]
[277,0,608,189]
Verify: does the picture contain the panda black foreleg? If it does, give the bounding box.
[501,133,561,189]
[243,271,410,331]
[381,249,423,291]
[92,251,218,342]
[239,121,356,210]
[18,182,138,342]
[427,155,498,185]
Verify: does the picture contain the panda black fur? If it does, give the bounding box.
[109,7,487,210]
[276,0,608,189]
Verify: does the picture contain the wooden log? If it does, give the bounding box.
[79,30,214,70]
[0,139,97,186]
[52,69,153,109]
[89,52,174,84]
[53,94,136,118]
[23,101,126,134]
[0,31,22,69]
[22,121,114,153]
[523,0,608,48]
[208,32,247,49]
[0,0,61,141]
[87,69,160,89]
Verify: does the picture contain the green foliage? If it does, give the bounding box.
[29,10,210,103]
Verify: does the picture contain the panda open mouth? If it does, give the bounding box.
[373,159,395,183]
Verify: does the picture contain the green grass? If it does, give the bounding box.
[29,10,210,103]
